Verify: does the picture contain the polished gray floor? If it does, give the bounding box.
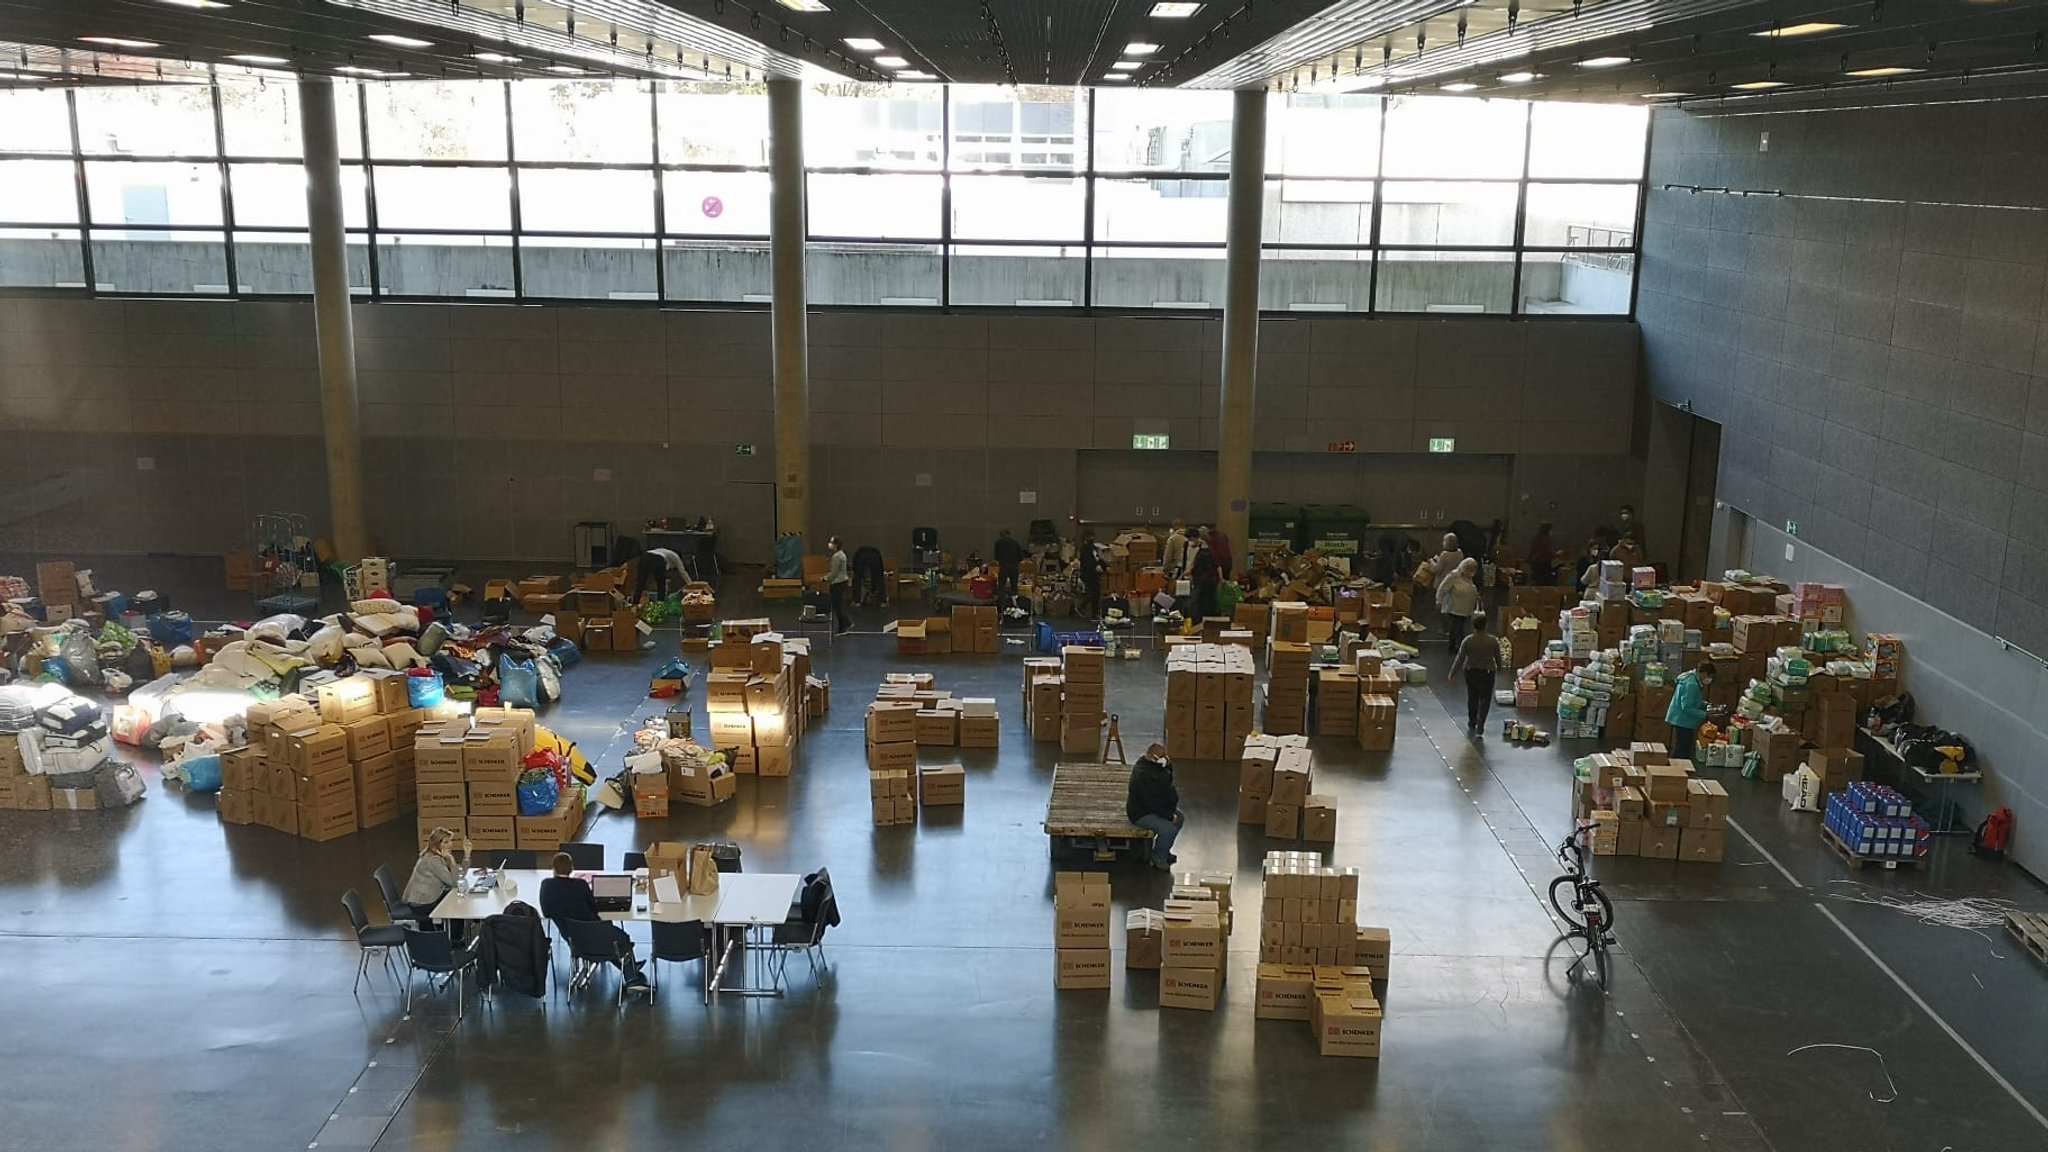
[2,558,2045,1151]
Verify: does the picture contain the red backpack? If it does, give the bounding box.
[1970,808,2013,861]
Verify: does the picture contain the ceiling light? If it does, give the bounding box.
[78,37,162,49]
[1440,81,1479,92]
[472,51,522,64]
[157,0,231,8]
[844,37,885,51]
[1753,22,1848,38]
[1101,74,1132,81]
[1845,65,1922,77]
[367,34,434,49]
[228,54,291,66]
[1731,80,1789,89]
[0,71,47,81]
[1125,42,1161,54]
[897,70,935,80]
[1150,2,1203,16]
[1639,92,1690,99]
[1112,61,1143,70]
[775,0,831,11]
[1498,71,1540,83]
[546,64,592,75]
[1578,56,1632,68]
[875,55,908,67]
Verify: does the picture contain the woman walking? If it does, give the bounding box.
[1449,614,1502,734]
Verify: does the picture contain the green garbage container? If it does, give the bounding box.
[1248,503,1304,554]
[1303,504,1371,557]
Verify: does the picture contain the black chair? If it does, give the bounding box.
[623,851,647,872]
[771,868,840,979]
[487,849,537,870]
[401,928,478,1020]
[557,842,605,871]
[649,919,708,1005]
[557,919,630,1007]
[374,864,418,927]
[709,842,743,873]
[342,889,407,994]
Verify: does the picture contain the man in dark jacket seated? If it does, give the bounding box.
[1126,744,1183,872]
[539,853,650,994]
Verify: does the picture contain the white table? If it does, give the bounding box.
[429,868,801,1000]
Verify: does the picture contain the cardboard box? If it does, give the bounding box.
[865,701,919,743]
[465,814,515,851]
[914,709,958,747]
[358,779,400,829]
[262,793,299,835]
[1302,795,1337,841]
[417,782,468,821]
[1237,791,1269,825]
[866,740,917,773]
[53,785,100,811]
[220,745,260,793]
[463,730,521,783]
[315,676,379,726]
[917,763,965,807]
[1162,912,1223,969]
[1255,963,1317,1020]
[1159,965,1222,1011]
[286,723,349,777]
[216,787,257,825]
[467,780,518,816]
[299,798,358,842]
[342,715,391,762]
[1642,765,1689,802]
[295,764,355,808]
[1126,909,1165,970]
[418,816,462,848]
[1685,779,1729,828]
[1054,872,1112,949]
[413,732,467,784]
[757,741,793,778]
[1354,926,1391,981]
[1641,824,1680,860]
[1616,819,1644,856]
[959,714,999,748]
[1679,826,1725,863]
[1265,801,1300,839]
[1313,989,1384,1058]
[1055,948,1112,990]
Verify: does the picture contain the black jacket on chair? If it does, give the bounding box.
[475,904,549,998]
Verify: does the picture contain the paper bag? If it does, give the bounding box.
[687,843,721,896]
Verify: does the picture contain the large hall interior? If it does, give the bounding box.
[3,1,2048,1150]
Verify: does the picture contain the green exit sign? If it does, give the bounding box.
[734,443,756,456]
[1132,434,1171,450]
[1428,437,1456,453]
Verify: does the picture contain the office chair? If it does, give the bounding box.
[342,889,407,994]
[374,864,417,927]
[401,928,478,1021]
[558,842,606,871]
[487,849,537,870]
[623,851,647,871]
[557,918,631,1007]
[771,868,839,980]
[649,919,708,1006]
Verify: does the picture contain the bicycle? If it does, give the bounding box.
[1547,823,1616,990]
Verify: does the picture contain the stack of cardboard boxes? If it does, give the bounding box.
[1024,657,1062,743]
[948,604,1000,653]
[1581,743,1728,862]
[1357,692,1397,752]
[1158,884,1228,1011]
[1053,871,1112,990]
[1315,666,1360,738]
[554,587,645,653]
[705,632,809,778]
[219,674,426,841]
[36,561,79,623]
[411,706,580,853]
[1256,601,1312,736]
[1253,851,1390,1057]
[1060,645,1106,756]
[0,732,50,811]
[1238,734,1315,838]
[1162,643,1254,762]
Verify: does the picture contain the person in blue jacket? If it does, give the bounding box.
[1664,662,1716,760]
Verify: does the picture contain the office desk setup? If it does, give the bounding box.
[430,868,803,999]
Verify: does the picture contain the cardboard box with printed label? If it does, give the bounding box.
[865,701,918,744]
[1160,965,1222,1011]
[1054,872,1112,949]
[1255,963,1317,1020]
[299,798,358,842]
[1162,911,1223,969]
[295,763,355,808]
[917,762,965,807]
[1126,909,1165,970]
[463,730,521,783]
[286,723,350,777]
[1314,989,1384,1058]
[316,676,379,726]
[466,814,516,851]
[866,740,917,774]
[1055,948,1112,990]
[413,731,467,784]
[914,709,958,747]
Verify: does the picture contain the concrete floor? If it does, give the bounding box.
[3,558,2047,1151]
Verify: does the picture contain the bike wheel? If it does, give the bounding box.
[1548,876,1590,929]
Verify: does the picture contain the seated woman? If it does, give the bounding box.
[402,827,468,935]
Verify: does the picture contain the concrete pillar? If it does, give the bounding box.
[1216,88,1267,564]
[767,76,811,546]
[298,77,367,562]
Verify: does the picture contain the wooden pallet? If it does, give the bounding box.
[1044,763,1153,860]
[1819,824,1928,871]
[2006,912,2048,968]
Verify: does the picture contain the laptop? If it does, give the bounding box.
[589,873,635,913]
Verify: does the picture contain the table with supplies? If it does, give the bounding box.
[428,868,802,999]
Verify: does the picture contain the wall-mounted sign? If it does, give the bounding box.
[1428,437,1456,453]
[1132,434,1171,450]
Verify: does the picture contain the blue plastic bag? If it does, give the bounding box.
[148,611,195,647]
[183,754,223,793]
[516,772,560,816]
[546,636,581,668]
[498,654,539,709]
[407,670,445,709]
